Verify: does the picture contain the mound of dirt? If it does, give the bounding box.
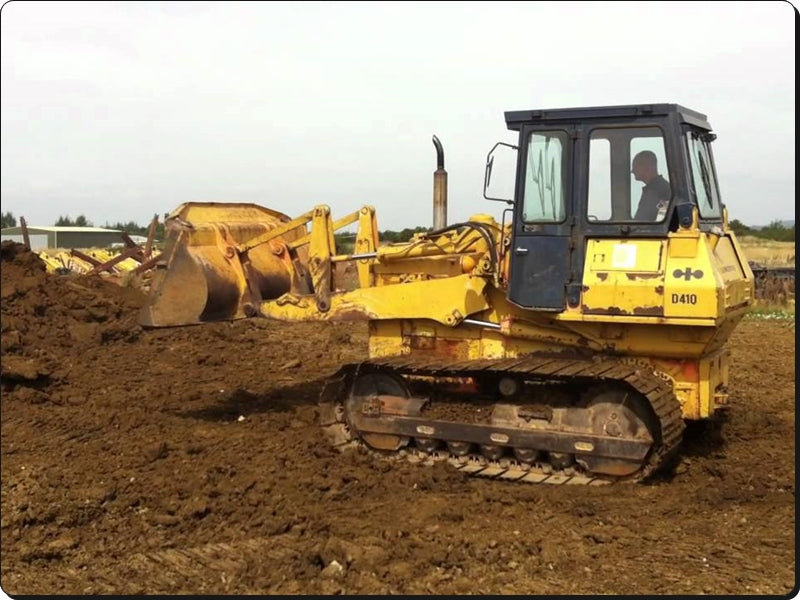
[1,241,147,400]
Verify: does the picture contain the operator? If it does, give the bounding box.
[631,150,671,221]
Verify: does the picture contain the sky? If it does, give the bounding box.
[0,0,795,231]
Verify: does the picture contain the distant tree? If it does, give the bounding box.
[1,211,16,228]
[55,215,93,227]
[729,218,793,242]
[333,231,356,254]
[728,219,753,237]
[153,221,166,242]
[758,220,794,242]
[103,217,165,241]
[379,226,431,243]
[100,216,165,245]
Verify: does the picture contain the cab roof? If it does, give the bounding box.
[504,103,712,131]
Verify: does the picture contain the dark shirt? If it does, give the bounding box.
[634,174,672,221]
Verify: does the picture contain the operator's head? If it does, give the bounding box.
[631,150,659,183]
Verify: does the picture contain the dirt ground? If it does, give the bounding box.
[0,241,795,595]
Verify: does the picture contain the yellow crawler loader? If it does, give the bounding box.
[139,103,754,485]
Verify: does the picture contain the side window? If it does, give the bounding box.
[686,132,723,219]
[587,138,611,221]
[522,131,567,222]
[587,127,671,222]
[630,137,671,221]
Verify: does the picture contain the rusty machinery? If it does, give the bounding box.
[139,104,754,485]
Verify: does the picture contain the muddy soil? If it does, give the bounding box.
[0,242,795,595]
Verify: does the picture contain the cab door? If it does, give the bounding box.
[507,128,576,311]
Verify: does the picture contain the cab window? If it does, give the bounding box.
[522,131,567,223]
[587,127,671,222]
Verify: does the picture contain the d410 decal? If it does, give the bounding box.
[671,293,698,305]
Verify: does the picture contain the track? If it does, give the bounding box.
[319,354,685,485]
[748,263,795,281]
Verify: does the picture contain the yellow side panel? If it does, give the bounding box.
[663,236,720,318]
[583,240,665,316]
[668,236,699,259]
[588,240,664,272]
[712,237,745,282]
[711,236,753,309]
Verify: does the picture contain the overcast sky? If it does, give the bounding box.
[0,0,795,230]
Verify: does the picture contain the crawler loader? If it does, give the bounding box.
[139,103,754,485]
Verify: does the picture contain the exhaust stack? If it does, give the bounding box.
[432,135,448,230]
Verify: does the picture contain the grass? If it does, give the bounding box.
[746,303,795,320]
[737,237,795,266]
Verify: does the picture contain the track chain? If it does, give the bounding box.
[319,354,685,485]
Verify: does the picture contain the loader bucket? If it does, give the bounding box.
[138,202,307,328]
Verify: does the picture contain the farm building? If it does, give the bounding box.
[0,226,127,250]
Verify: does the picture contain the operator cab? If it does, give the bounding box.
[490,103,725,311]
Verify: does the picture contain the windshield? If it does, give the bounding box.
[686,131,723,219]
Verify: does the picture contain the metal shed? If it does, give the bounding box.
[0,226,124,250]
